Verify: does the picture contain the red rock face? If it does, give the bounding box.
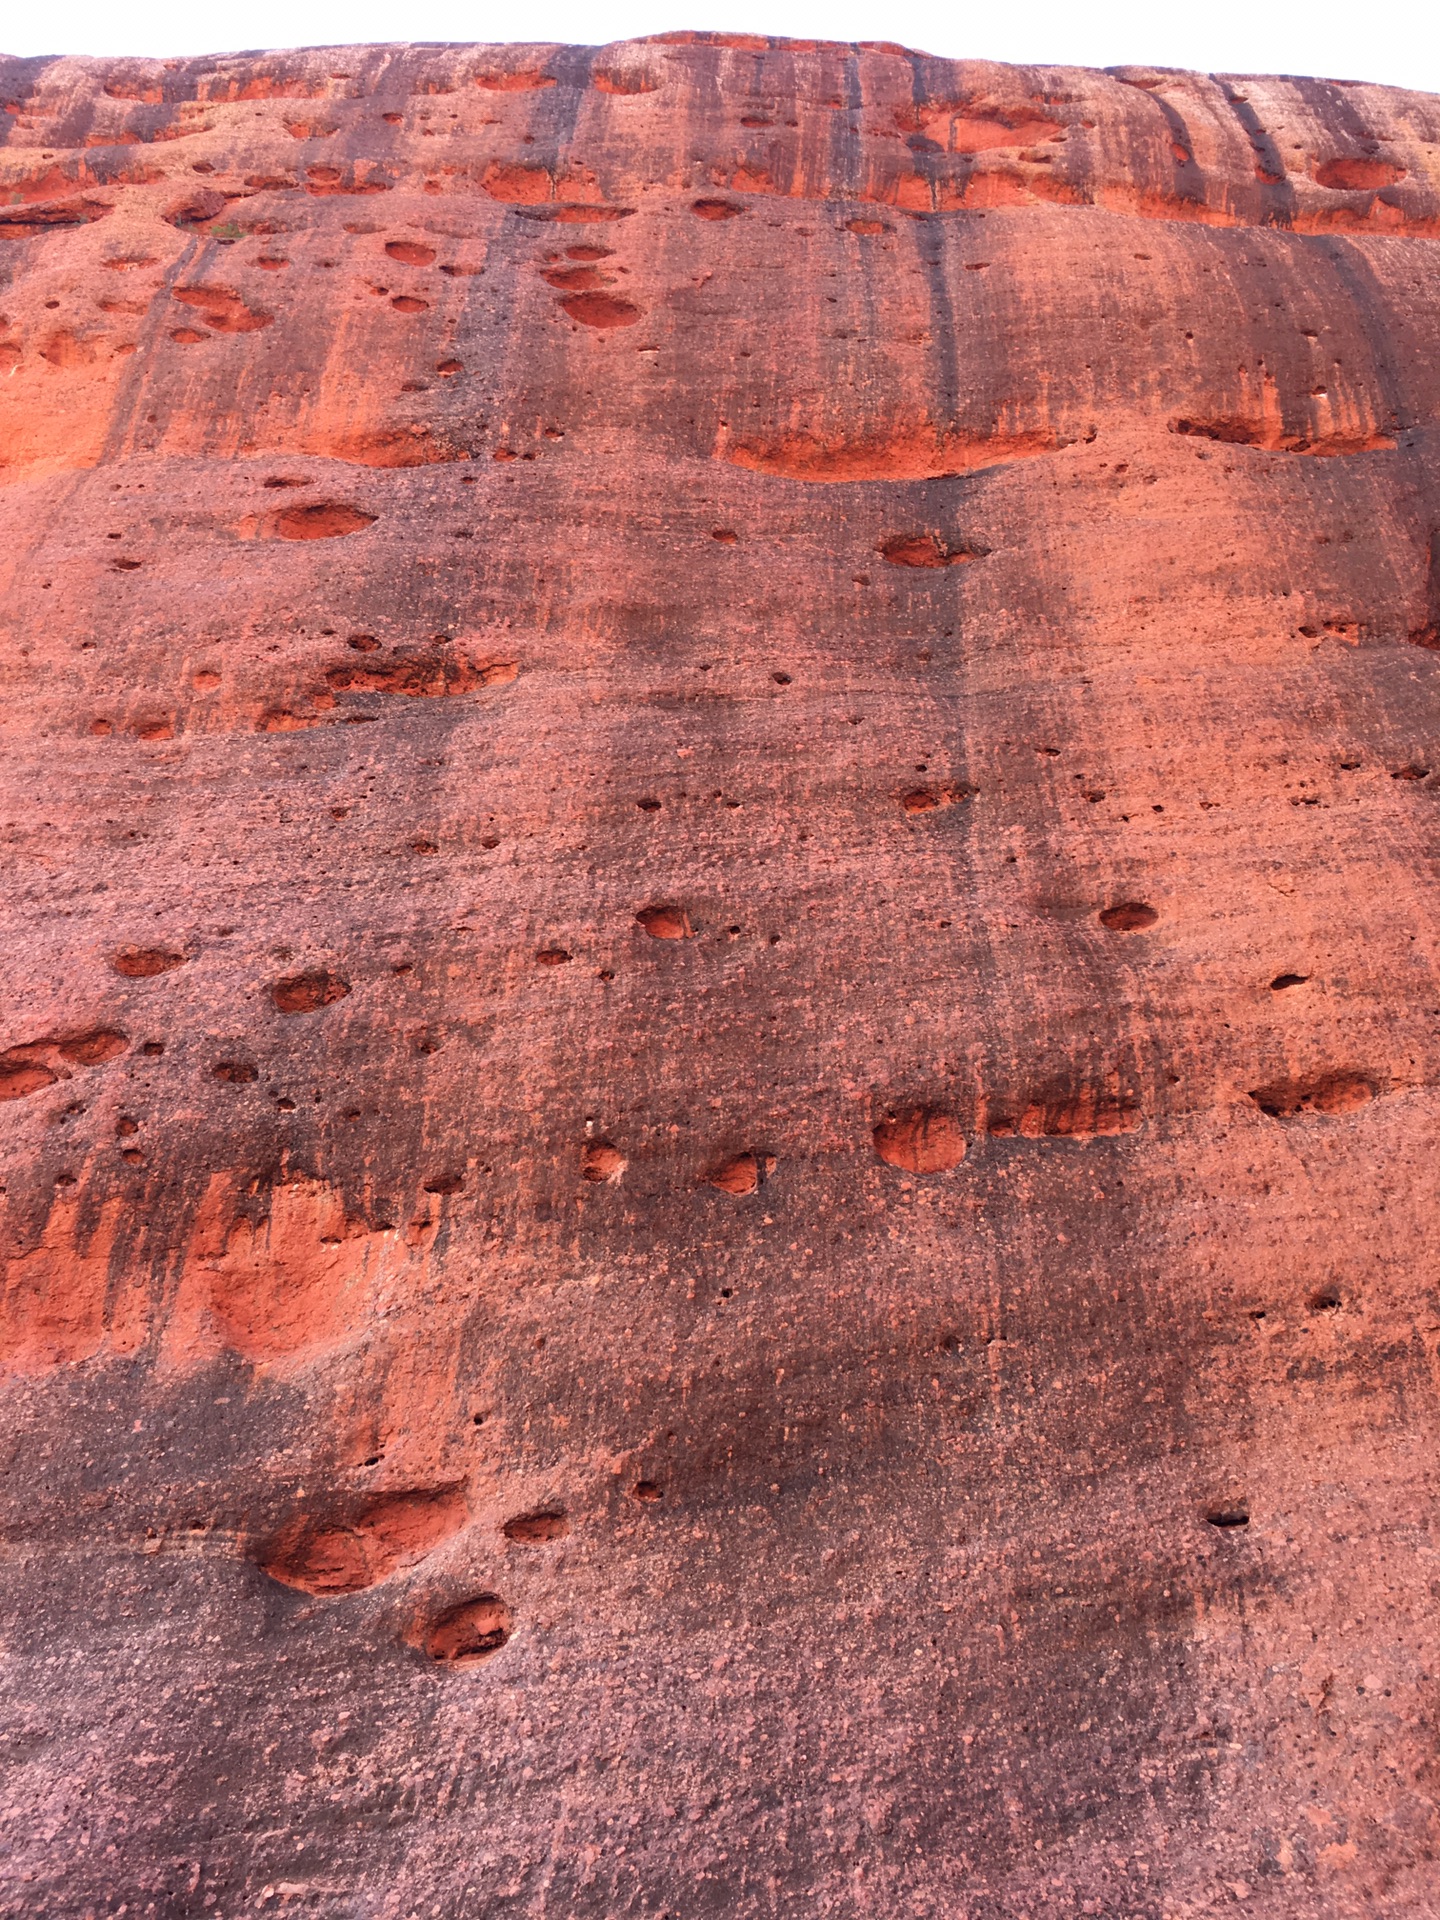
[2,31,1439,1916]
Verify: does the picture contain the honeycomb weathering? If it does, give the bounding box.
[2,28,1440,1917]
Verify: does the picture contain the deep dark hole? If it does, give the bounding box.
[1205,1505,1250,1528]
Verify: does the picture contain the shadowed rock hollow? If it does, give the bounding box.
[2,30,1440,1918]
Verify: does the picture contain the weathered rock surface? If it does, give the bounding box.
[2,31,1440,1917]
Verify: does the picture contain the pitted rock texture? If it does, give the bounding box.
[2,31,1440,1920]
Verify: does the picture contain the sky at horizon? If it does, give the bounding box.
[2,0,1438,94]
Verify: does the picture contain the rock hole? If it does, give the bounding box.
[424,1595,512,1665]
[1171,415,1393,455]
[1003,1092,1141,1140]
[1308,1287,1342,1312]
[172,284,272,333]
[518,204,637,226]
[111,947,185,978]
[902,785,974,814]
[636,798,662,811]
[1270,972,1309,991]
[263,476,310,489]
[212,1060,258,1083]
[1314,156,1404,190]
[0,1057,59,1101]
[581,1141,626,1183]
[325,648,515,697]
[1099,902,1159,931]
[1249,1074,1374,1118]
[423,1174,464,1195]
[542,264,608,290]
[1204,1504,1250,1528]
[636,904,693,940]
[261,1486,469,1595]
[270,969,351,1014]
[275,503,377,541]
[630,1481,662,1502]
[711,528,738,544]
[692,198,745,219]
[559,291,643,329]
[391,294,429,313]
[873,1108,966,1172]
[880,533,978,569]
[57,1029,128,1064]
[385,239,435,264]
[502,1509,569,1543]
[707,1151,773,1196]
[535,947,571,966]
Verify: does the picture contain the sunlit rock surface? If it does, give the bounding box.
[2,32,1440,1917]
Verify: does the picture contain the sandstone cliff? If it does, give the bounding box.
[2,32,1439,1918]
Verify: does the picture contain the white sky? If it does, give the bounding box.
[3,0,1437,95]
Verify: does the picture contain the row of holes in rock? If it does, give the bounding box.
[90,902,1160,1006]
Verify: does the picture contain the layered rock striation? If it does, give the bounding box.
[2,32,1440,1918]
